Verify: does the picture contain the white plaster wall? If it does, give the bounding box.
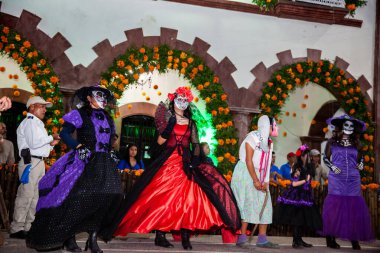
[274,82,337,166]
[1,0,376,100]
[0,55,33,94]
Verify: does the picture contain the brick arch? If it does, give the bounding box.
[0,9,73,90]
[0,8,240,108]
[118,102,157,119]
[0,88,33,105]
[77,27,241,107]
[246,49,373,112]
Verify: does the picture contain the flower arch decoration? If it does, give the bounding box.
[100,45,238,173]
[250,59,375,183]
[0,25,66,166]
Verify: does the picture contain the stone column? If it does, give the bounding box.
[230,106,260,146]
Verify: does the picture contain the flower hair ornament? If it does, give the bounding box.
[295,144,309,156]
[167,86,194,102]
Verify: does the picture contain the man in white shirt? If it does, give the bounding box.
[0,122,15,166]
[10,96,60,239]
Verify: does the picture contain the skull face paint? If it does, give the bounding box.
[343,120,354,135]
[174,96,189,110]
[91,90,107,109]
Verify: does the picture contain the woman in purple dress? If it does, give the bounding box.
[27,85,122,253]
[274,144,322,249]
[322,114,374,250]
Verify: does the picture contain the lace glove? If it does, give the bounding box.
[322,153,341,174]
[110,150,120,163]
[161,115,176,139]
[77,145,91,161]
[357,157,364,171]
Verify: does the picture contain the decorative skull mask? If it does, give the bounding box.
[174,95,189,110]
[91,90,107,109]
[343,120,354,135]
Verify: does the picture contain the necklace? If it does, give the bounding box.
[175,111,185,118]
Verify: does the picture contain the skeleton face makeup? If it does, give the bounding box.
[91,90,107,109]
[343,120,354,135]
[174,96,189,110]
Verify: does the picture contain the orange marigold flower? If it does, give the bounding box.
[198,64,204,71]
[139,47,145,54]
[349,108,355,115]
[23,40,31,48]
[224,152,231,159]
[211,110,217,116]
[187,57,194,64]
[213,76,219,83]
[2,26,9,34]
[180,52,187,59]
[50,76,59,84]
[221,94,228,101]
[267,82,273,87]
[113,93,120,99]
[197,84,204,91]
[217,157,224,162]
[205,97,211,103]
[133,73,139,80]
[13,90,20,97]
[218,139,225,146]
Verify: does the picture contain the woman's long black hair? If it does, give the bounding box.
[292,148,315,179]
[123,143,143,169]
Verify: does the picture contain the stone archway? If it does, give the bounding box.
[0,88,33,105]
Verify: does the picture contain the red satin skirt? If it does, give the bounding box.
[114,150,224,236]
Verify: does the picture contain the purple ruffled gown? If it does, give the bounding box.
[27,108,122,250]
[322,144,374,241]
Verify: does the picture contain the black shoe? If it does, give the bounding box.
[351,240,361,250]
[63,235,82,252]
[326,236,340,249]
[154,231,174,248]
[299,238,313,247]
[292,238,303,249]
[181,229,192,250]
[10,230,27,239]
[84,231,103,253]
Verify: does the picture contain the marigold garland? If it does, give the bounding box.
[251,60,375,183]
[0,25,65,165]
[101,45,238,174]
[252,0,367,17]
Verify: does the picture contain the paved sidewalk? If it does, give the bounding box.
[1,232,379,253]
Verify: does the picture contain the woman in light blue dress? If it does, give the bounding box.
[231,115,278,248]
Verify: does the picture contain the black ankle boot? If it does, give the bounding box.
[299,237,313,248]
[326,236,340,249]
[85,231,103,253]
[181,229,192,250]
[154,231,173,248]
[63,235,82,252]
[351,240,361,250]
[292,236,303,249]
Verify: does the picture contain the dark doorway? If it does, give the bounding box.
[0,101,26,162]
[120,115,157,167]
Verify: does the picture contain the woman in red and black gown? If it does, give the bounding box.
[99,87,240,250]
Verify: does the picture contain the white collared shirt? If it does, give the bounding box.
[17,113,53,157]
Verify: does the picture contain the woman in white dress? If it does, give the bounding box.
[231,115,279,248]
